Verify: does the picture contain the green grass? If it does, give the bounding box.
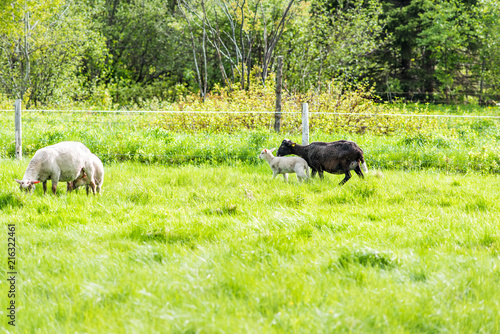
[1,160,500,333]
[2,107,500,172]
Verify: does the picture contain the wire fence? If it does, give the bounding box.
[2,107,500,172]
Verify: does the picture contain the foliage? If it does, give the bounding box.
[1,95,500,173]
[1,0,500,106]
[476,0,500,95]
[284,0,388,91]
[0,0,106,107]
[417,0,479,100]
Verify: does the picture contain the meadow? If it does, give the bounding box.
[1,161,500,333]
[1,100,500,333]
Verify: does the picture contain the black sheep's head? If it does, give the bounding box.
[277,138,295,157]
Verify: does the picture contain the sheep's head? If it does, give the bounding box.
[277,139,295,157]
[258,148,276,160]
[15,179,40,193]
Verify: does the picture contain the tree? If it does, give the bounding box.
[83,0,192,103]
[418,0,480,102]
[0,0,105,106]
[283,0,387,92]
[179,0,298,93]
[475,0,500,103]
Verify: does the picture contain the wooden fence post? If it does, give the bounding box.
[274,56,283,133]
[302,102,309,145]
[15,99,22,160]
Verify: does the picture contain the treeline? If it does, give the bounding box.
[0,0,499,108]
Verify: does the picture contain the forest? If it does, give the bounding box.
[0,0,499,108]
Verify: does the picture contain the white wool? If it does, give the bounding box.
[73,153,104,194]
[258,148,309,182]
[16,141,96,194]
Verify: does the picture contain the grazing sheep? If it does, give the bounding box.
[276,139,368,185]
[67,153,104,195]
[258,148,309,182]
[15,141,96,195]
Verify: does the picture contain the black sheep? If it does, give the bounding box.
[277,139,368,185]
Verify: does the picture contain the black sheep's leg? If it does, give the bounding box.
[339,171,351,185]
[354,165,364,179]
[311,169,317,178]
[318,170,324,180]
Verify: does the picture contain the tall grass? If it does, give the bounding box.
[1,161,500,333]
[1,109,500,172]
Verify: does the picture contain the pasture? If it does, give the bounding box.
[1,160,500,333]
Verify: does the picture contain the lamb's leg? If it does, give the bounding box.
[354,165,364,179]
[272,171,278,179]
[85,181,97,195]
[43,181,48,194]
[283,173,288,182]
[339,171,352,185]
[295,167,306,183]
[67,182,73,193]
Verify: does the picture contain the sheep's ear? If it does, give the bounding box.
[14,179,22,184]
[270,148,276,152]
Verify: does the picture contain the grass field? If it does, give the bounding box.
[1,160,500,333]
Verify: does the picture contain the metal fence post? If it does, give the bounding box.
[15,99,22,160]
[302,102,309,145]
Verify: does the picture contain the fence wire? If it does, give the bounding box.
[1,108,500,173]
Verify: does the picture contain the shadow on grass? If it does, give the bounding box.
[0,192,24,210]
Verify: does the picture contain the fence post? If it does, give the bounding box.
[302,102,309,145]
[15,99,22,160]
[274,56,283,133]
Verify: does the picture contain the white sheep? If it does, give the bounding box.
[67,153,104,195]
[258,148,310,182]
[15,141,96,195]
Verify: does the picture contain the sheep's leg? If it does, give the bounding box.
[318,171,325,180]
[354,165,364,179]
[272,171,278,179]
[339,171,352,185]
[66,182,73,193]
[283,173,289,182]
[86,185,90,196]
[51,181,58,195]
[311,169,317,178]
[42,181,48,194]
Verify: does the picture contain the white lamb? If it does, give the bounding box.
[67,153,104,195]
[15,141,96,195]
[258,148,309,182]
